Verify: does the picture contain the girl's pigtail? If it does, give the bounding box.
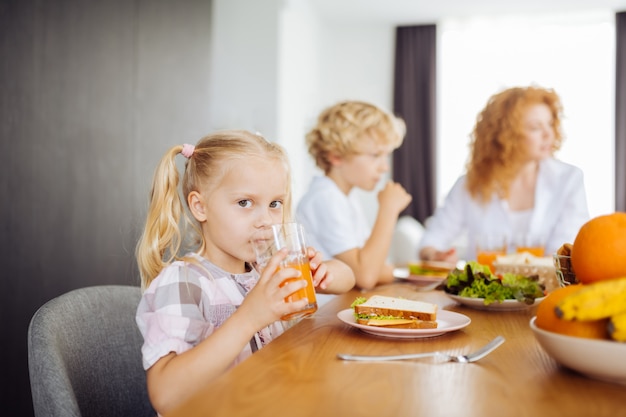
[136,145,188,289]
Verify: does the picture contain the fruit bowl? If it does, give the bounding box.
[530,317,626,384]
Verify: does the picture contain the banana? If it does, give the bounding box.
[608,311,626,342]
[555,276,626,321]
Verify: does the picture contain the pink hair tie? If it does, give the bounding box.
[181,144,195,158]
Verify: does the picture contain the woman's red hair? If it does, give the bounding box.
[466,86,563,203]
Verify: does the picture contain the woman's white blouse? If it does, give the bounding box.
[418,158,590,260]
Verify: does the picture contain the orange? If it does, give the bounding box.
[571,212,626,284]
[535,285,608,339]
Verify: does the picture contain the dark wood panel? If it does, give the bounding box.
[0,1,213,415]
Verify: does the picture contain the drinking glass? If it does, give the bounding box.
[513,233,546,257]
[252,222,317,320]
[475,234,507,272]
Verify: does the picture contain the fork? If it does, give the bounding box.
[337,335,505,363]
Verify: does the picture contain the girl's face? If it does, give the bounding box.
[521,103,555,162]
[190,156,288,273]
[330,138,392,194]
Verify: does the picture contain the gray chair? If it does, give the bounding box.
[27,285,155,417]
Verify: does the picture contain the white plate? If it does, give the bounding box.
[446,293,546,311]
[530,317,626,385]
[337,308,471,339]
[393,267,446,290]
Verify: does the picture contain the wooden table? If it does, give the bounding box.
[166,282,625,417]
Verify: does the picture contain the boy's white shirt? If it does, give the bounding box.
[296,175,371,261]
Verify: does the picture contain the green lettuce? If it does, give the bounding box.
[442,261,544,305]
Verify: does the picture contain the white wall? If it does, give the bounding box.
[210,0,396,222]
[276,0,321,212]
[305,19,396,222]
[437,10,615,218]
[209,0,618,225]
[277,3,397,222]
[208,0,281,138]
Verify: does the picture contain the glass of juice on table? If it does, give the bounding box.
[252,222,317,320]
[476,234,507,272]
[513,233,546,257]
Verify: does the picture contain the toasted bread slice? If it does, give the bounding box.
[357,318,438,329]
[354,295,437,321]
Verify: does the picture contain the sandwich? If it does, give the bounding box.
[407,261,454,278]
[351,295,438,329]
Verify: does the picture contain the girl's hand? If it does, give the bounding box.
[242,248,308,329]
[307,247,333,290]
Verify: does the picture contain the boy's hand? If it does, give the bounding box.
[378,181,412,215]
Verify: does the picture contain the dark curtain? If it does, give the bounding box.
[392,24,437,225]
[616,11,626,212]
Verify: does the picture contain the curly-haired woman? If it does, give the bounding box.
[419,86,590,263]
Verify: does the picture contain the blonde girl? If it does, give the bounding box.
[136,130,354,415]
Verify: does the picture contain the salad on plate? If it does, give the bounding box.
[440,261,545,306]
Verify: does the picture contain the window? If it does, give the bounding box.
[438,10,615,217]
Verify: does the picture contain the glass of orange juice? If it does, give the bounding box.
[252,223,317,320]
[513,233,546,257]
[476,234,507,272]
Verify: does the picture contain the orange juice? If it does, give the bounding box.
[476,234,507,272]
[516,246,545,257]
[477,251,505,272]
[278,262,317,320]
[513,234,545,257]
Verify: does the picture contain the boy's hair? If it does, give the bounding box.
[136,130,292,288]
[305,100,406,173]
[466,86,563,203]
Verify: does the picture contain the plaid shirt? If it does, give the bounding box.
[136,252,285,370]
